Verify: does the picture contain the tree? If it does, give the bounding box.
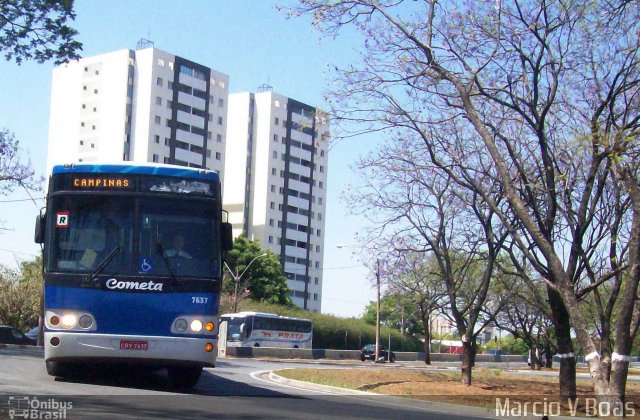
[222,236,291,307]
[291,0,639,408]
[0,129,40,195]
[0,0,82,65]
[0,257,42,331]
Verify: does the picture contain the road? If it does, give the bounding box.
[0,346,494,419]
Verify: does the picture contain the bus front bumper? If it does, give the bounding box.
[44,332,217,367]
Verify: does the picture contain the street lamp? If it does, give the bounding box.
[336,244,383,363]
[224,253,267,312]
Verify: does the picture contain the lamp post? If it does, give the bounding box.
[224,253,267,312]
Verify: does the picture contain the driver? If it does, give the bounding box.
[165,232,192,259]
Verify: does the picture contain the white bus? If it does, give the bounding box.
[220,312,313,349]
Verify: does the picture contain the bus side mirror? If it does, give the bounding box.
[221,222,233,251]
[240,323,245,335]
[34,214,46,244]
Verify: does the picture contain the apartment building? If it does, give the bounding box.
[47,45,229,176]
[224,89,329,312]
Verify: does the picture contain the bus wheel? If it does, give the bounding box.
[168,366,202,388]
[46,361,72,377]
[254,343,260,347]
[293,345,299,349]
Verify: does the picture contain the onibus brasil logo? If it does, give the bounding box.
[7,396,72,419]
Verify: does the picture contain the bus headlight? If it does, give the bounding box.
[45,310,97,331]
[190,320,203,332]
[174,318,188,332]
[61,314,77,328]
[171,315,216,335]
[79,315,93,329]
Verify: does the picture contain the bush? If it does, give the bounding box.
[235,300,423,351]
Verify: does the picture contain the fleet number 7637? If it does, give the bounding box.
[192,297,208,304]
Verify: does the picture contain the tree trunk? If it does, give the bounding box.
[423,316,432,365]
[547,286,577,401]
[545,342,553,369]
[461,340,476,386]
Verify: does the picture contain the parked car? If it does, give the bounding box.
[360,344,396,362]
[24,327,39,342]
[0,325,36,346]
[485,349,504,356]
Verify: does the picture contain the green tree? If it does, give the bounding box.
[223,236,291,308]
[0,0,82,65]
[0,256,42,331]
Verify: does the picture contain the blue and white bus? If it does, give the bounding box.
[220,312,313,349]
[35,163,232,387]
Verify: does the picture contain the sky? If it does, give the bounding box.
[0,0,379,318]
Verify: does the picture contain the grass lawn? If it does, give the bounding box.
[276,367,640,417]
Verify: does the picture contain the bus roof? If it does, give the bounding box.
[220,312,312,322]
[51,162,220,181]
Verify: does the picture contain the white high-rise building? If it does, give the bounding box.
[224,88,330,312]
[47,45,229,176]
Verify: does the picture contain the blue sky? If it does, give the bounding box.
[0,0,378,317]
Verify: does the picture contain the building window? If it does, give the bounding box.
[314,277,319,285]
[152,154,159,163]
[318,213,322,221]
[273,134,278,142]
[93,89,98,94]
[79,140,84,145]
[156,77,163,86]
[155,116,161,124]
[313,293,318,301]
[157,58,165,67]
[315,261,320,268]
[320,165,324,173]
[93,107,97,112]
[317,229,321,236]
[275,117,279,125]
[269,219,274,226]
[319,197,323,205]
[218,98,224,107]
[268,236,273,244]
[168,81,173,89]
[80,122,85,127]
[321,150,325,157]
[90,143,95,148]
[271,168,276,175]
[316,245,320,252]
[215,152,221,160]
[82,104,86,109]
[217,134,222,142]
[319,181,324,189]
[217,116,223,125]
[155,135,160,144]
[272,151,277,159]
[165,138,170,146]
[156,96,162,105]
[270,202,275,209]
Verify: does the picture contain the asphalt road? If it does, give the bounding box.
[0,346,495,419]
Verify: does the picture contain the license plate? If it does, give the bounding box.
[119,340,148,350]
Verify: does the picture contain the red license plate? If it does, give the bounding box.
[119,340,148,350]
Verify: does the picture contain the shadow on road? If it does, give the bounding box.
[53,363,299,398]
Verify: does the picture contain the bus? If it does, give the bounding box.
[34,163,233,388]
[220,312,313,349]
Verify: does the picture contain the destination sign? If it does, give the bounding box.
[72,177,133,190]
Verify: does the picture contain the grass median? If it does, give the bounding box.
[276,367,640,416]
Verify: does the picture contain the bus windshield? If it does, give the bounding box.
[49,194,219,278]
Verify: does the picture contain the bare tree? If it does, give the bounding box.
[291,0,639,408]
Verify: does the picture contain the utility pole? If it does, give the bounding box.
[375,258,382,363]
[224,253,267,312]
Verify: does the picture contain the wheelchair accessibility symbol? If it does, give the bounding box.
[139,258,153,273]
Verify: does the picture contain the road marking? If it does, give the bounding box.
[249,370,495,419]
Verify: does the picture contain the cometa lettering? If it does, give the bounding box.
[73,178,130,188]
[105,278,163,291]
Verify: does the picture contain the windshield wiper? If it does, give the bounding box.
[87,246,121,284]
[156,243,179,286]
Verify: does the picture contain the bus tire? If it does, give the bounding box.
[167,366,202,388]
[46,361,71,377]
[254,343,260,347]
[293,345,299,349]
